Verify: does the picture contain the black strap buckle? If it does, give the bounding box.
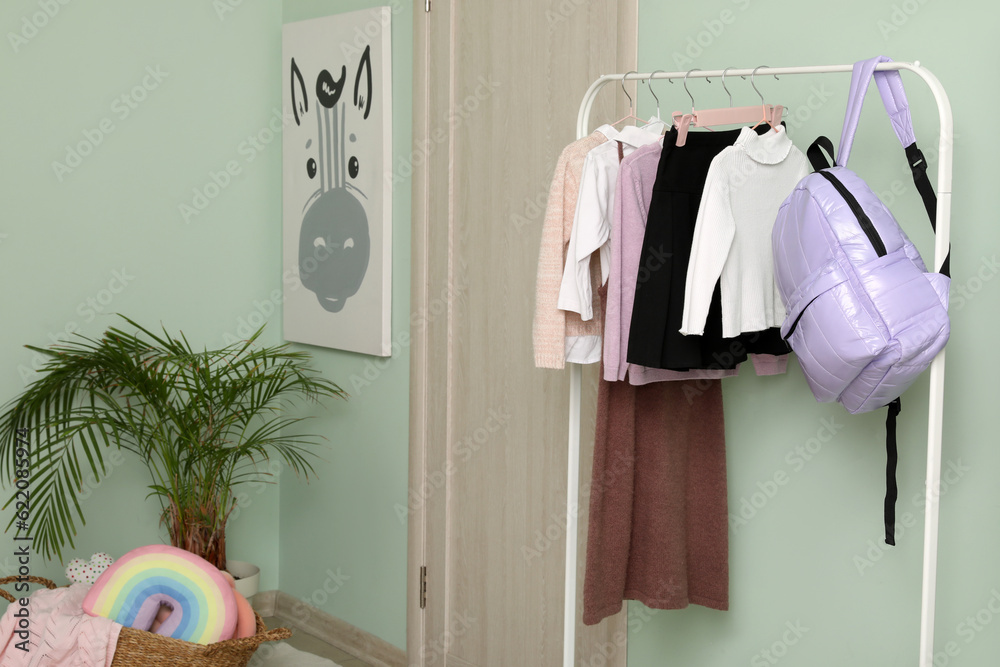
[905,144,928,176]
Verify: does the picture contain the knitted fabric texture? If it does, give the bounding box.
[533,131,609,368]
[584,285,729,625]
[681,126,810,338]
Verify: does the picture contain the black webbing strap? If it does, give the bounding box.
[807,138,951,278]
[802,137,947,547]
[884,144,946,546]
[884,398,902,546]
[880,144,946,545]
[904,143,951,277]
[807,136,836,171]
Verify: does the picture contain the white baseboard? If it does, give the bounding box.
[255,589,406,667]
[250,589,277,617]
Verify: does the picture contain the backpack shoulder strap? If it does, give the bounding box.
[904,144,950,276]
[836,56,951,277]
[838,56,916,167]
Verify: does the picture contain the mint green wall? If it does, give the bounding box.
[627,1,1000,666]
[0,1,290,588]
[0,0,411,648]
[278,0,411,651]
[1,0,410,648]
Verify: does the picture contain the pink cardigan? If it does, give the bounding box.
[533,131,609,369]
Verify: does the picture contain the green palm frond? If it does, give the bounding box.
[0,315,346,564]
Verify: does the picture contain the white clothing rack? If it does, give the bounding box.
[564,62,952,667]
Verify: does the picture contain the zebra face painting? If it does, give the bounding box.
[290,46,372,314]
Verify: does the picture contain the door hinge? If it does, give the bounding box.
[425,0,431,12]
[419,566,427,609]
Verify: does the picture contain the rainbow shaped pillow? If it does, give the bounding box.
[82,544,237,645]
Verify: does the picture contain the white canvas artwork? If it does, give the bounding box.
[282,8,392,356]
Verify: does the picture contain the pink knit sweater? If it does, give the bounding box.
[533,131,609,369]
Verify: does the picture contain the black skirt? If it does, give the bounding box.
[626,125,787,371]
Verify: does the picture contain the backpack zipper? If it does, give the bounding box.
[816,170,887,257]
[782,294,819,341]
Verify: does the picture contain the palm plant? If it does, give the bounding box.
[0,316,346,570]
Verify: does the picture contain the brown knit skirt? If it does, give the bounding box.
[583,330,728,624]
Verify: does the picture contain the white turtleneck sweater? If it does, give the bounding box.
[680,125,810,338]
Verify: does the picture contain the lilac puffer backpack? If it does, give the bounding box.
[772,56,950,544]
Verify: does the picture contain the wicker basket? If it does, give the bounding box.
[0,576,292,667]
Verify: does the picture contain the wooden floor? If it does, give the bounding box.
[260,616,374,667]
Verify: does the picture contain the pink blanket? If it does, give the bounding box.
[0,583,121,667]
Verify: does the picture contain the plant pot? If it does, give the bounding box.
[226,560,261,599]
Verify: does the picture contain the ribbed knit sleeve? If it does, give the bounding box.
[532,149,572,369]
[602,157,631,381]
[680,159,735,336]
[681,127,811,339]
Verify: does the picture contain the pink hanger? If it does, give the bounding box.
[612,71,651,128]
[673,67,784,146]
